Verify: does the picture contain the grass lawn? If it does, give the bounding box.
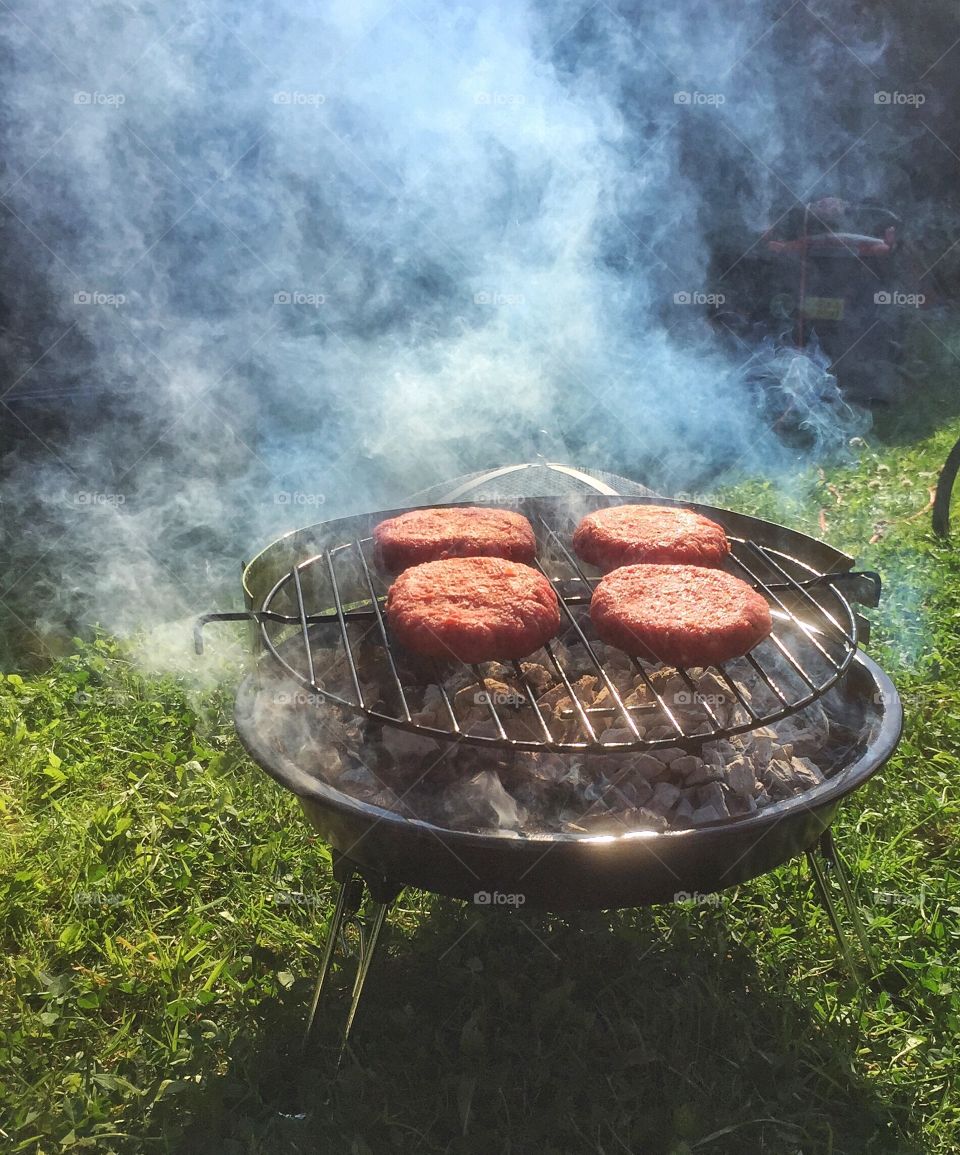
[3,354,960,1152]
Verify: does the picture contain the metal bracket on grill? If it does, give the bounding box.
[799,570,880,607]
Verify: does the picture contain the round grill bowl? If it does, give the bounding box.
[234,651,901,911]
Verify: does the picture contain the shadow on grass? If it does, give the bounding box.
[169,892,925,1155]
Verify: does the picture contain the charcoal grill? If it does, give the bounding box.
[197,463,902,1057]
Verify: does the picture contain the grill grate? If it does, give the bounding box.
[208,497,878,754]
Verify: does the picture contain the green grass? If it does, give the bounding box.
[4,383,960,1152]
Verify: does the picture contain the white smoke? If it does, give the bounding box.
[0,0,896,655]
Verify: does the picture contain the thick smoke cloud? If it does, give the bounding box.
[0,0,938,652]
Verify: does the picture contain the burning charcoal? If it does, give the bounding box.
[628,807,670,832]
[441,770,524,831]
[537,682,573,711]
[572,674,599,700]
[612,782,638,807]
[598,727,639,746]
[381,727,442,761]
[683,761,722,787]
[464,718,503,739]
[520,661,553,693]
[591,684,615,710]
[744,730,776,769]
[630,778,654,807]
[694,781,730,818]
[791,756,825,786]
[762,759,804,801]
[457,708,486,730]
[674,797,695,825]
[446,666,484,692]
[671,755,704,778]
[512,754,567,787]
[455,680,513,715]
[725,756,756,796]
[702,745,726,768]
[623,752,669,779]
[650,746,685,765]
[419,684,450,725]
[690,804,724,825]
[338,763,384,795]
[368,788,410,815]
[583,776,611,803]
[622,684,652,708]
[298,739,345,780]
[694,670,730,700]
[776,705,830,756]
[727,792,758,817]
[650,780,682,813]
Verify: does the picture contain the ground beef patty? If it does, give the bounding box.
[573,504,730,571]
[374,506,537,573]
[590,564,772,667]
[386,557,560,663]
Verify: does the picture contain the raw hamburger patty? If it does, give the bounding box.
[374,506,537,573]
[590,564,772,667]
[386,557,560,663]
[572,504,730,571]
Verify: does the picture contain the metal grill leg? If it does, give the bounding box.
[819,829,878,974]
[303,854,401,1058]
[806,829,877,983]
[337,900,391,1067]
[302,867,362,1050]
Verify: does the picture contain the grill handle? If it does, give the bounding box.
[194,611,297,654]
[194,607,380,654]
